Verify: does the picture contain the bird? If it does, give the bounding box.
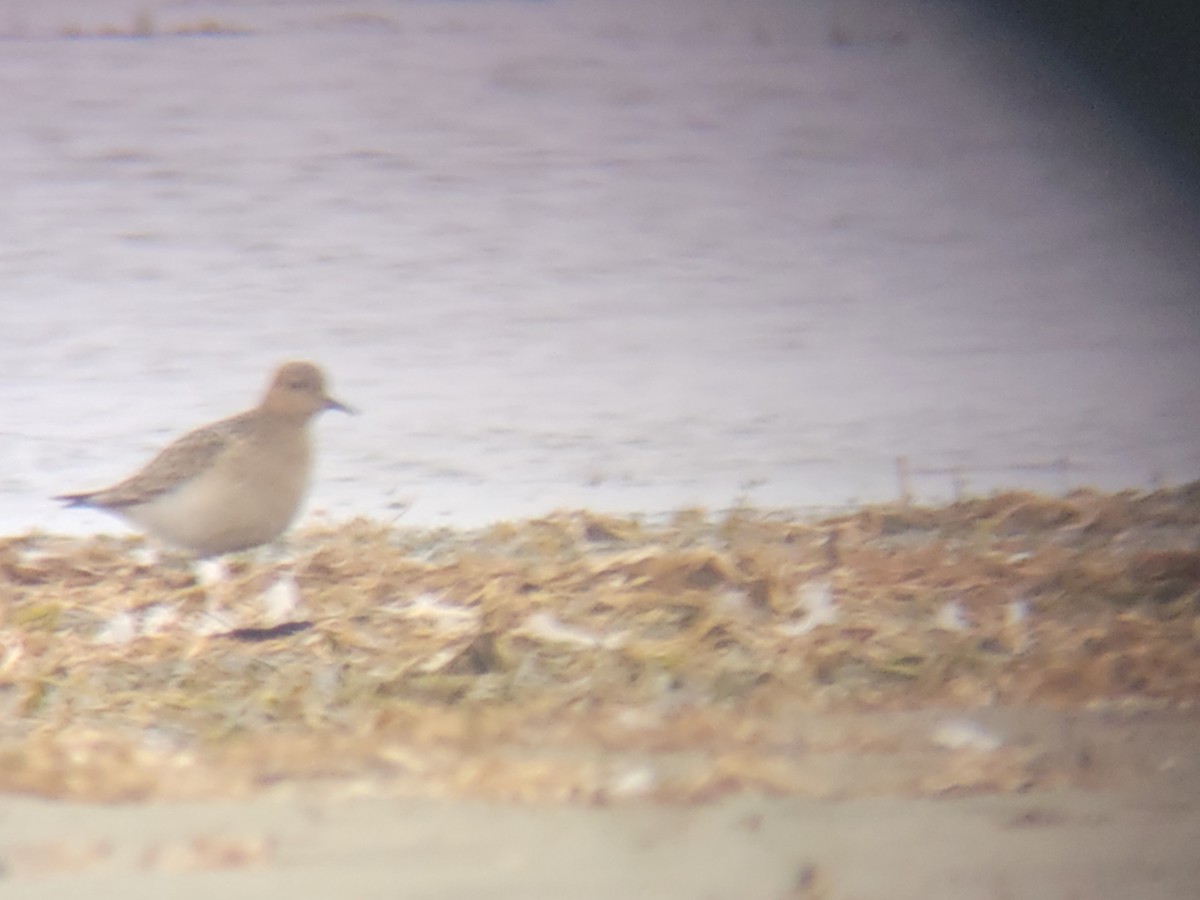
[57,360,352,557]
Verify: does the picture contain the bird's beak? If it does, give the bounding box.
[324,396,356,415]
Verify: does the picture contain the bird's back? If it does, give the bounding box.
[59,411,255,510]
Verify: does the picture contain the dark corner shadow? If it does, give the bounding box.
[975,0,1200,196]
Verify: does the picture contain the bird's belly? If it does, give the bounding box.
[124,458,308,556]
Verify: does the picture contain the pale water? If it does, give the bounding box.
[2,0,1199,536]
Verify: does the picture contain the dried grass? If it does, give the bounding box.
[1,485,1198,803]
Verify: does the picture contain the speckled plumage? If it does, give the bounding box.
[58,361,351,556]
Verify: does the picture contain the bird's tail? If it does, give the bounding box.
[55,493,95,508]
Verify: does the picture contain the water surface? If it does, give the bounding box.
[2,0,1198,536]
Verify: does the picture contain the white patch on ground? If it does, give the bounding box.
[515,612,627,650]
[777,580,839,636]
[934,600,970,632]
[931,719,1004,753]
[93,602,181,644]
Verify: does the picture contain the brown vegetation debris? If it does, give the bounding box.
[0,484,1197,803]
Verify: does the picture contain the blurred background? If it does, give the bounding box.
[1,0,1198,534]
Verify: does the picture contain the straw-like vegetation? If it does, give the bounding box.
[1,485,1197,803]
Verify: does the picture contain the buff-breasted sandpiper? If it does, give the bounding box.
[57,360,351,556]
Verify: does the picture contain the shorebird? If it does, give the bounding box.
[57,361,352,557]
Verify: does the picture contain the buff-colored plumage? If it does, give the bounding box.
[58,361,351,556]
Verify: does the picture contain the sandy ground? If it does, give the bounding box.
[1,707,1198,899]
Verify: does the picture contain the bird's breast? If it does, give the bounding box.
[123,427,313,556]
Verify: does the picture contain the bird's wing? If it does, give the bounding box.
[65,412,255,509]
